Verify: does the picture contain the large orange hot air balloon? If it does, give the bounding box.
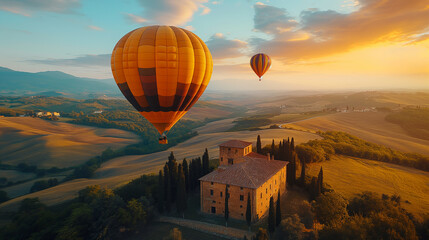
[250,53,271,81]
[111,26,213,144]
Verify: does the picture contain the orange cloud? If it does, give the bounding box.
[252,0,429,61]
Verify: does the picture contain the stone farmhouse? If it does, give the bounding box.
[199,140,288,222]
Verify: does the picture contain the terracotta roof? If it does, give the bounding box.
[219,140,252,148]
[245,151,268,159]
[199,155,288,189]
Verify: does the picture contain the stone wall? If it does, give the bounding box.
[255,165,287,219]
[200,164,286,222]
[201,181,258,221]
[219,145,252,166]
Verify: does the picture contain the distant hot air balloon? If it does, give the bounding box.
[250,53,271,81]
[111,26,213,144]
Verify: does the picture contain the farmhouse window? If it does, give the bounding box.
[240,195,244,201]
[210,190,213,196]
[211,207,216,213]
[220,192,223,197]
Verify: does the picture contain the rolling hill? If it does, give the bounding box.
[0,118,320,210]
[0,117,140,168]
[307,155,429,217]
[0,67,119,98]
[284,112,429,156]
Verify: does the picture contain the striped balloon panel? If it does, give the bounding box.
[111,26,213,134]
[250,53,271,78]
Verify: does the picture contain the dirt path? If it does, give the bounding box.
[158,216,253,240]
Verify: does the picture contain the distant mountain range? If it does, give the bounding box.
[0,67,120,98]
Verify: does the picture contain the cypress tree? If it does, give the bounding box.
[256,135,262,154]
[193,158,200,188]
[277,140,282,160]
[284,139,290,162]
[171,160,178,202]
[202,148,209,175]
[268,197,276,233]
[225,185,229,227]
[182,158,189,192]
[168,152,178,202]
[196,157,202,178]
[246,192,251,231]
[317,167,323,195]
[291,152,297,185]
[287,154,296,186]
[279,141,283,161]
[188,160,194,190]
[271,139,275,156]
[276,191,281,226]
[158,170,164,213]
[300,160,306,187]
[178,163,182,183]
[310,177,317,200]
[290,137,295,151]
[176,167,187,218]
[168,151,175,162]
[164,164,171,212]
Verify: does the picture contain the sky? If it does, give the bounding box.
[0,0,428,91]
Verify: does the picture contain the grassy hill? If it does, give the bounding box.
[0,96,133,113]
[386,108,429,140]
[0,123,320,211]
[284,112,429,156]
[0,117,139,168]
[306,155,429,218]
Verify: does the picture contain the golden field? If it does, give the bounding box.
[0,117,140,168]
[307,155,429,217]
[0,118,320,211]
[284,112,429,156]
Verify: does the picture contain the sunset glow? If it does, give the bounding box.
[0,0,427,90]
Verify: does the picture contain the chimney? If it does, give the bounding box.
[267,153,271,161]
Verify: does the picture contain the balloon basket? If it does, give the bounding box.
[159,137,168,144]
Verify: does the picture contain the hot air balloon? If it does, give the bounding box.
[250,53,271,81]
[111,26,213,144]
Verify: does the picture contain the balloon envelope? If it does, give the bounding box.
[111,25,213,139]
[250,53,271,81]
